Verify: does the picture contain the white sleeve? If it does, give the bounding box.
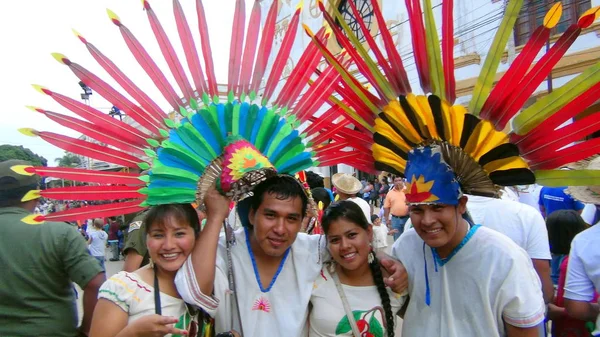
[499,253,546,328]
[174,254,221,316]
[524,209,551,260]
[564,239,596,301]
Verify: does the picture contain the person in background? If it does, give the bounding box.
[379,176,390,209]
[88,218,108,271]
[108,216,120,261]
[0,160,105,336]
[539,186,585,218]
[122,210,150,272]
[371,214,390,254]
[383,177,409,241]
[546,210,596,337]
[332,173,372,224]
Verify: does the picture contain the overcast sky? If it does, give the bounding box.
[0,0,251,165]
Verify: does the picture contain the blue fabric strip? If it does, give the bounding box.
[431,224,481,267]
[244,227,291,293]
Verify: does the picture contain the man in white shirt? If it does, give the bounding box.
[331,173,372,224]
[175,175,407,337]
[392,145,545,337]
[466,195,553,303]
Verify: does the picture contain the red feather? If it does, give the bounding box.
[480,25,550,124]
[513,81,600,147]
[334,78,382,118]
[40,185,144,201]
[275,28,327,108]
[227,0,246,94]
[173,0,207,95]
[371,0,411,94]
[263,4,301,102]
[24,167,143,185]
[111,14,182,109]
[41,88,150,146]
[406,0,431,93]
[520,112,600,159]
[76,34,167,124]
[250,0,278,94]
[64,60,163,135]
[496,24,582,128]
[530,137,600,170]
[304,106,342,137]
[319,2,388,99]
[36,200,146,223]
[37,109,145,156]
[144,0,195,101]
[37,131,146,169]
[442,0,456,103]
[347,0,400,95]
[196,0,218,96]
[238,0,261,95]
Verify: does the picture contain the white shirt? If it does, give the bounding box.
[176,229,324,337]
[309,266,405,337]
[372,225,388,249]
[88,230,107,257]
[100,271,190,336]
[392,226,545,337]
[466,195,551,260]
[348,197,372,224]
[517,184,543,213]
[564,224,600,302]
[581,204,598,225]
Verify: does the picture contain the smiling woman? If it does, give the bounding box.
[89,203,213,337]
[309,200,405,337]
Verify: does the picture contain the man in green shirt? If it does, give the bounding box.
[0,160,105,337]
[122,210,149,272]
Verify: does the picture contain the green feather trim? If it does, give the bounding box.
[161,141,208,173]
[159,129,169,138]
[178,122,218,159]
[535,169,600,187]
[225,103,234,136]
[200,106,225,148]
[514,61,600,135]
[249,91,257,102]
[423,0,445,100]
[202,93,210,107]
[266,120,293,157]
[232,103,241,136]
[179,106,190,118]
[228,91,234,103]
[190,98,199,111]
[274,143,306,168]
[143,188,196,205]
[271,136,303,164]
[244,104,260,140]
[138,162,151,170]
[147,138,160,148]
[468,0,524,115]
[284,158,314,175]
[212,95,219,105]
[256,109,279,152]
[144,149,157,158]
[150,163,200,183]
[138,175,150,183]
[164,118,177,129]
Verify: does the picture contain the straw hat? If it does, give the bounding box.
[566,156,600,205]
[332,173,362,195]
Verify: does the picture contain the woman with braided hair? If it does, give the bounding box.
[309,200,405,337]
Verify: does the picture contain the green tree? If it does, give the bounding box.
[0,144,48,166]
[55,152,82,167]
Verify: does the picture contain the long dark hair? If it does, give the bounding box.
[321,201,395,337]
[546,209,588,255]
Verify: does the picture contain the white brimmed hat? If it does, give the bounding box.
[332,173,362,195]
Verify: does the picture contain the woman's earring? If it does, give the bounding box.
[148,258,154,269]
[368,250,375,264]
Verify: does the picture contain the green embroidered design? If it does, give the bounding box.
[99,289,129,310]
[335,309,384,337]
[172,311,192,337]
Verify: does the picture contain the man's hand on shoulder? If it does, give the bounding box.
[377,253,408,294]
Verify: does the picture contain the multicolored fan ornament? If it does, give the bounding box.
[305,0,600,202]
[15,0,362,224]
